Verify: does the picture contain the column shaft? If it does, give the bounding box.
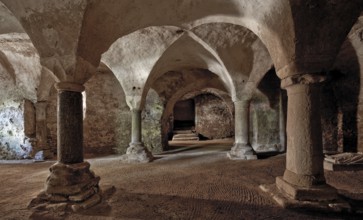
[279,91,287,152]
[57,90,84,164]
[131,109,142,144]
[122,108,153,163]
[228,100,256,160]
[283,83,325,187]
[234,100,250,145]
[29,82,103,213]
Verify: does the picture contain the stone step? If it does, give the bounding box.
[173,130,194,134]
[173,133,198,138]
[172,132,199,141]
[172,136,199,141]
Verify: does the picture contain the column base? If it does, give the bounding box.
[227,143,257,160]
[28,162,106,216]
[259,177,351,212]
[32,149,54,161]
[120,142,154,163]
[43,149,55,159]
[276,176,337,201]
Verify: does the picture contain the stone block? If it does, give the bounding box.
[324,160,363,171]
[275,176,338,201]
[260,184,351,212]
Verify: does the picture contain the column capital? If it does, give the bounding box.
[233,98,252,104]
[35,101,48,110]
[281,73,326,89]
[234,100,251,110]
[55,82,85,92]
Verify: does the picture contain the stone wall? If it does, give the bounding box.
[250,100,280,152]
[194,94,234,139]
[83,71,131,155]
[45,71,166,156]
[46,87,57,155]
[142,89,164,153]
[46,71,132,156]
[0,100,33,159]
[252,69,283,152]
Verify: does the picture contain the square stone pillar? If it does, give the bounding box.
[261,73,349,211]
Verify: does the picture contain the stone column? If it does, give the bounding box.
[227,100,257,160]
[131,109,142,144]
[34,101,53,159]
[278,91,287,152]
[121,108,153,163]
[56,83,84,164]
[275,74,338,202]
[29,82,102,213]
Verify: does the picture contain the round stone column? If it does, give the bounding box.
[55,82,85,164]
[227,100,257,160]
[28,82,102,214]
[121,108,153,163]
[131,109,142,145]
[276,74,338,201]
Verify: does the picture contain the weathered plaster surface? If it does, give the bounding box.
[1,0,96,83]
[0,101,32,159]
[79,0,294,72]
[192,23,273,101]
[250,101,280,152]
[0,33,41,103]
[142,89,163,153]
[102,26,183,109]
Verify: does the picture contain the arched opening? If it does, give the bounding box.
[170,92,234,142]
[322,38,360,154]
[253,68,286,153]
[173,98,196,133]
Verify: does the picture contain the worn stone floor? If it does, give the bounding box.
[0,140,363,219]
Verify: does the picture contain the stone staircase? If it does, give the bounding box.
[172,130,199,141]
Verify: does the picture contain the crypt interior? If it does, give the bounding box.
[0,0,363,219]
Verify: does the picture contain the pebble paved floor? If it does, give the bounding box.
[0,141,362,219]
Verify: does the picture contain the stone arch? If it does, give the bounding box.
[0,49,16,83]
[0,33,42,103]
[156,70,228,150]
[174,88,234,120]
[324,14,363,153]
[143,31,233,109]
[80,0,294,72]
[0,1,25,34]
[190,22,274,101]
[37,67,59,102]
[101,25,185,110]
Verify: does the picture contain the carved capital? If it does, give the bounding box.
[55,82,85,92]
[234,100,251,109]
[281,73,326,89]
